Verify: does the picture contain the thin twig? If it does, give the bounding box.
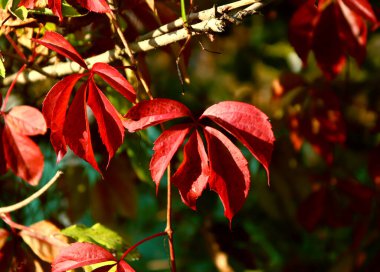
[176,35,192,91]
[165,164,176,272]
[0,171,63,214]
[107,0,154,100]
[120,231,167,261]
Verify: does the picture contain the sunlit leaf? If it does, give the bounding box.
[42,73,85,162]
[204,126,251,222]
[87,78,124,166]
[2,124,44,185]
[201,101,274,185]
[52,242,116,272]
[91,62,136,103]
[5,106,47,136]
[20,221,68,263]
[124,98,192,132]
[34,31,88,69]
[172,130,209,210]
[63,82,100,172]
[150,124,191,189]
[62,223,138,261]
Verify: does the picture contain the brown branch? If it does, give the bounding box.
[136,0,261,41]
[2,0,267,86]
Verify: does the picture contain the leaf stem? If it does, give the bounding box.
[165,164,177,271]
[120,231,166,261]
[1,64,27,111]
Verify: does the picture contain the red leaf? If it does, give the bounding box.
[150,124,191,189]
[43,74,85,162]
[313,4,346,79]
[76,0,110,13]
[4,106,46,136]
[297,187,327,231]
[124,98,192,132]
[204,126,250,222]
[341,0,377,23]
[34,32,88,69]
[337,0,367,64]
[289,0,375,78]
[2,125,44,185]
[63,82,100,172]
[48,0,63,21]
[201,101,274,185]
[288,0,320,64]
[117,260,135,272]
[172,130,209,210]
[87,78,124,166]
[52,242,116,272]
[18,0,34,8]
[91,63,136,102]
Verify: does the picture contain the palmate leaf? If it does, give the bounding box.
[35,31,136,172]
[289,0,377,78]
[125,98,275,221]
[200,101,275,185]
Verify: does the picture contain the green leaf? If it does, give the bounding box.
[11,6,29,20]
[62,1,84,17]
[0,58,5,78]
[61,223,139,261]
[0,0,9,9]
[28,2,84,18]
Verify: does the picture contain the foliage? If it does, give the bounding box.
[0,0,380,271]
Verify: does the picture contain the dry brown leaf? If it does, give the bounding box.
[20,220,68,263]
